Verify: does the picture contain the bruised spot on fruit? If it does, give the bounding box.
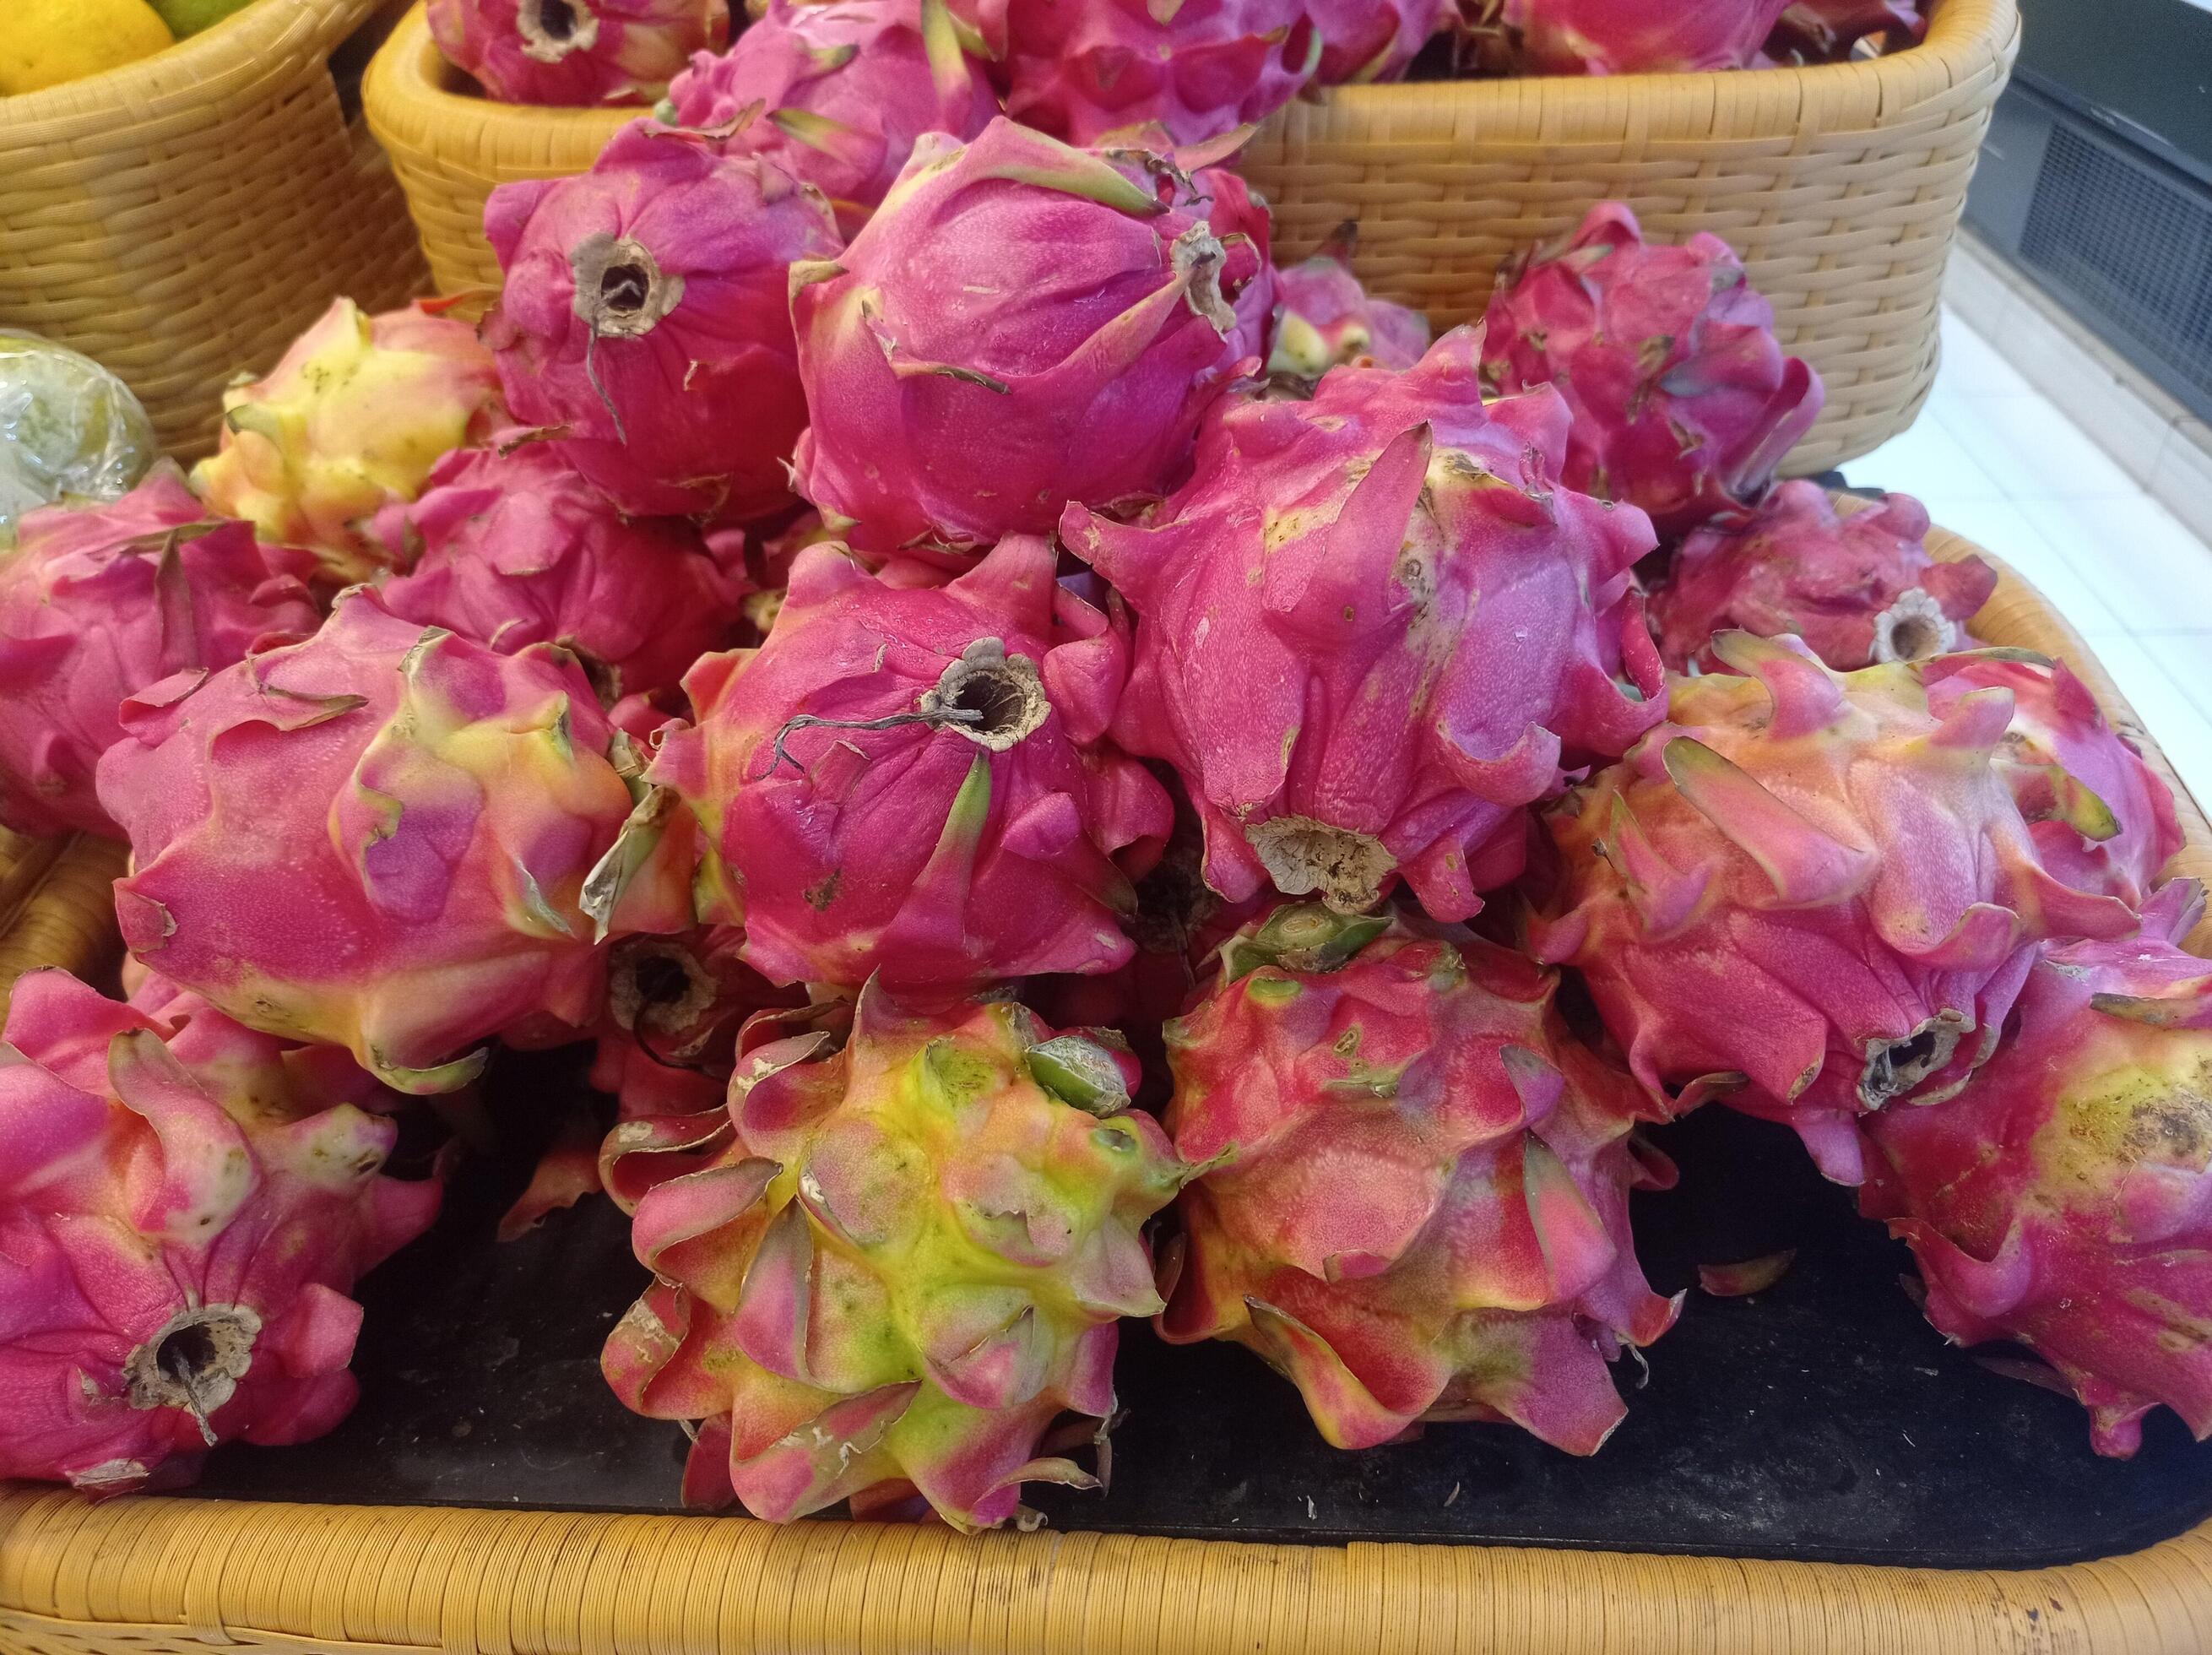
[126,1305,263,1444]
[1244,816,1395,915]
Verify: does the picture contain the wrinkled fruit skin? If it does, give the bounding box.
[984,0,1318,145]
[599,985,1186,1529]
[485,120,843,520]
[1267,252,1433,383]
[95,588,680,1096]
[429,0,728,105]
[191,300,506,588]
[792,118,1271,553]
[663,0,997,239]
[1860,881,2212,1457]
[652,534,1172,989]
[1650,482,1996,673]
[0,467,317,838]
[1530,633,2144,1185]
[1159,906,1681,1454]
[377,439,751,702]
[1500,0,1793,72]
[1481,201,1824,539]
[1307,0,1450,82]
[0,970,439,1492]
[1064,328,1663,924]
[1924,652,2182,913]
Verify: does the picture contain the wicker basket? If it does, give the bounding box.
[3,524,2212,1653]
[0,0,430,462]
[1240,0,2020,475]
[364,2,632,296]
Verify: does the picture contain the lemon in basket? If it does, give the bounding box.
[0,0,174,95]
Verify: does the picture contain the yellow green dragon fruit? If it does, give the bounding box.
[599,985,1189,1528]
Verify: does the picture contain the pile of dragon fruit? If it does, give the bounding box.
[2,14,2207,1532]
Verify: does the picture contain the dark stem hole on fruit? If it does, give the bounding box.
[1890,1028,1941,1073]
[1891,615,1944,659]
[157,1322,220,1389]
[600,263,651,316]
[537,0,579,39]
[632,954,692,1009]
[951,670,1027,737]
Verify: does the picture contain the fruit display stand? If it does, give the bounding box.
[3,521,2212,1655]
[0,0,429,460]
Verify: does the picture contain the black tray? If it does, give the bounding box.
[182,1042,2212,1571]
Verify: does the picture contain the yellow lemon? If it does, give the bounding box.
[0,0,174,96]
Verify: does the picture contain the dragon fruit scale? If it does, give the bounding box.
[1158,905,1681,1454]
[646,534,1174,990]
[1483,0,1795,73]
[1267,236,1433,384]
[599,984,1187,1528]
[377,439,752,703]
[789,117,1271,554]
[1307,0,1452,83]
[0,467,317,839]
[1481,202,1824,540]
[1649,483,1998,673]
[661,0,998,239]
[1859,882,2212,1457]
[484,119,843,522]
[986,0,1320,147]
[428,0,729,106]
[0,969,439,1492]
[94,587,687,1096]
[1063,327,1665,924]
[190,300,507,589]
[1529,632,2144,1185]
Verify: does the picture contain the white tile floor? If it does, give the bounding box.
[1842,310,2212,812]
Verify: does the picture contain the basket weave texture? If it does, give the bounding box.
[0,0,430,461]
[2,522,2210,1653]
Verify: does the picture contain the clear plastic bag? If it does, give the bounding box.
[0,330,160,543]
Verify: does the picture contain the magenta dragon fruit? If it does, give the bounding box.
[1859,882,2212,1457]
[599,985,1186,1528]
[1267,240,1433,383]
[1159,907,1681,1454]
[1306,0,1451,82]
[1062,328,1664,923]
[661,0,998,238]
[0,969,439,1492]
[0,467,317,840]
[428,0,728,105]
[1922,651,2182,913]
[1649,483,1998,672]
[1767,0,1924,63]
[484,118,843,521]
[94,587,687,1095]
[984,0,1320,146]
[1482,202,1824,538]
[377,439,751,702]
[1485,0,1794,73]
[646,534,1173,989]
[790,117,1271,553]
[1530,632,2144,1185]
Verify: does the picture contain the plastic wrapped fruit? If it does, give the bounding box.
[0,332,158,544]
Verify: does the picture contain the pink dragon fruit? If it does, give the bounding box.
[484,119,843,521]
[790,117,1271,553]
[984,0,1320,146]
[646,534,1173,989]
[428,0,728,106]
[191,300,507,588]
[1923,651,2182,913]
[1649,483,1998,672]
[1307,0,1450,82]
[94,587,686,1095]
[1766,0,1924,63]
[1529,632,2143,1185]
[1859,881,2212,1457]
[0,467,317,839]
[1484,0,1795,73]
[0,969,439,1492]
[1481,202,1824,539]
[599,984,1187,1528]
[1267,239,1433,383]
[1158,906,1680,1453]
[376,439,751,702]
[1062,328,1664,924]
[661,0,998,238]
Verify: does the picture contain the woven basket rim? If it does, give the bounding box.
[0,0,378,141]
